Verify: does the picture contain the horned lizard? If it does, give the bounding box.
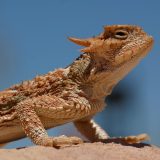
[0,25,153,148]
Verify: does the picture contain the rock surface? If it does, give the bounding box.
[0,143,160,160]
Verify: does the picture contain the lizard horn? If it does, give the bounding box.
[68,37,91,47]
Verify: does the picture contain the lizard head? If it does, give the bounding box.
[68,25,153,72]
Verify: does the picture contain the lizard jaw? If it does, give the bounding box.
[115,36,154,65]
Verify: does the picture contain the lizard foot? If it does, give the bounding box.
[52,135,83,148]
[37,135,83,148]
[101,133,150,144]
[122,133,150,144]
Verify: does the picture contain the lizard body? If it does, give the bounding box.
[0,25,153,147]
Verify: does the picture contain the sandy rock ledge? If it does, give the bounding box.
[0,142,160,160]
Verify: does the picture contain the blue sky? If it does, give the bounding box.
[0,0,160,148]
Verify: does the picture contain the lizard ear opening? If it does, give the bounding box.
[68,37,91,47]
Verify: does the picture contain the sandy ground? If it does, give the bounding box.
[0,142,160,160]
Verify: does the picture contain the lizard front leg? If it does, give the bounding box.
[74,118,149,144]
[74,118,110,142]
[15,97,83,148]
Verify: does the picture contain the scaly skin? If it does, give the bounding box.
[0,25,153,148]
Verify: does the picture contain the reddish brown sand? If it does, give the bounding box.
[0,143,160,160]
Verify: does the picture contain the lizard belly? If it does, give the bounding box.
[0,117,74,144]
[0,119,25,144]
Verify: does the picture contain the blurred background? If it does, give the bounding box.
[0,0,159,148]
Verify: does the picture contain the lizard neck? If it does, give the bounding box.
[67,53,92,83]
[67,53,117,100]
[67,52,139,100]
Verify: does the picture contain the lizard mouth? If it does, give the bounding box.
[114,36,154,65]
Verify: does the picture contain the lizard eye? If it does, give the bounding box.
[114,30,128,40]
